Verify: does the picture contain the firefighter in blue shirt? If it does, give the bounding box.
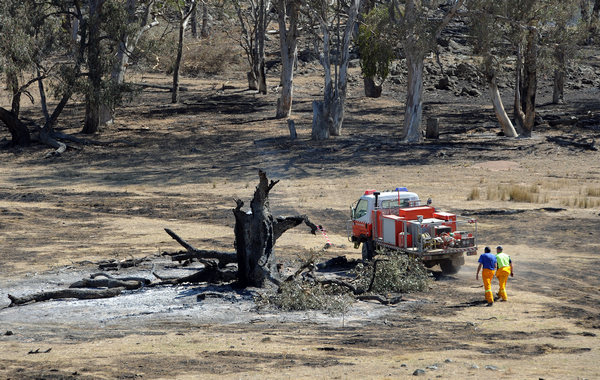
[476,246,497,306]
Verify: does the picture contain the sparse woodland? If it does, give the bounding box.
[2,2,600,379]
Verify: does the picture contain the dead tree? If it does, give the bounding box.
[233,170,318,287]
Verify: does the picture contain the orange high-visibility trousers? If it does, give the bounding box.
[496,266,511,301]
[482,268,495,304]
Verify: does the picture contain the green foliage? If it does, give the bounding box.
[357,6,395,81]
[353,250,431,294]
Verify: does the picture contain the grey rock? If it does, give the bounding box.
[413,369,426,376]
[470,364,479,369]
[485,365,499,371]
[348,59,361,68]
[444,358,453,363]
[401,364,408,367]
[426,365,438,370]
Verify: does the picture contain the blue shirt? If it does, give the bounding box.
[478,252,497,270]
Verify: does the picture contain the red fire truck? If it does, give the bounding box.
[349,188,477,274]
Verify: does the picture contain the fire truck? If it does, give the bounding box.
[349,188,478,274]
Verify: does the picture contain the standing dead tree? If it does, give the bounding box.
[164,170,319,288]
[233,170,319,287]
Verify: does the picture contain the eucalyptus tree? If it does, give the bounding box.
[234,0,271,94]
[168,0,197,103]
[469,0,581,137]
[307,0,362,140]
[0,0,86,147]
[100,0,160,123]
[274,0,300,118]
[390,0,465,143]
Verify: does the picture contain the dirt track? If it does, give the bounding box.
[1,58,600,379]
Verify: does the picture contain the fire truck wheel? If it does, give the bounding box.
[440,256,465,275]
[361,240,375,261]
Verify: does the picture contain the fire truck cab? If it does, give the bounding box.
[349,188,477,274]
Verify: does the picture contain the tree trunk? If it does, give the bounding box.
[0,107,31,146]
[311,100,330,141]
[513,42,526,136]
[310,0,359,139]
[256,0,268,95]
[172,19,186,103]
[201,3,210,37]
[591,0,600,39]
[363,77,382,98]
[191,2,198,38]
[484,55,518,138]
[553,33,566,104]
[425,118,439,139]
[275,0,299,119]
[489,78,518,137]
[7,72,21,117]
[232,170,319,287]
[101,0,158,124]
[82,0,104,134]
[401,51,425,143]
[520,27,538,137]
[232,170,278,287]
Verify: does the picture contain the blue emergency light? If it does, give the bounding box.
[395,187,408,191]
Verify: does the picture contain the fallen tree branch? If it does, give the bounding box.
[89,272,152,284]
[356,294,404,305]
[163,228,237,265]
[151,267,237,286]
[8,288,124,307]
[69,278,143,290]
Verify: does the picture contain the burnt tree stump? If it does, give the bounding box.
[233,170,318,287]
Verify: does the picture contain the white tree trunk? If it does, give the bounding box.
[311,0,360,139]
[402,52,424,143]
[489,79,518,137]
[276,0,298,119]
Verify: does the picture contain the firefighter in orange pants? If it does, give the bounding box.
[476,246,497,306]
[495,246,514,301]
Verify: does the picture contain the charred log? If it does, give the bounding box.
[8,288,123,307]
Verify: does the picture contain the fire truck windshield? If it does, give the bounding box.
[353,199,368,220]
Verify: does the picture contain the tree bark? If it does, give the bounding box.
[484,55,518,137]
[489,78,518,137]
[101,0,158,124]
[275,0,299,118]
[311,100,330,141]
[0,106,31,146]
[256,0,268,95]
[363,77,382,98]
[520,27,538,137]
[201,3,210,37]
[82,0,105,134]
[401,51,425,143]
[172,2,196,104]
[8,288,123,307]
[232,170,318,287]
[232,170,279,287]
[310,0,360,139]
[191,1,198,38]
[425,118,439,139]
[553,24,566,105]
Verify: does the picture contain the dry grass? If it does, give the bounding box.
[485,183,542,203]
[467,187,480,201]
[585,186,600,197]
[472,181,599,208]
